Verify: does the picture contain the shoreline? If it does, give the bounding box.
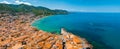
[0,13,92,49]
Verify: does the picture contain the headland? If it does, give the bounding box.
[0,13,92,49]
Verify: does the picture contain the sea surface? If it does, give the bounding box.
[32,12,120,49]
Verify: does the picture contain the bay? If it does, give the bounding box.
[32,12,120,49]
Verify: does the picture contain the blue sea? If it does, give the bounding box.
[32,12,120,49]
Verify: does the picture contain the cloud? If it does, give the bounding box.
[0,0,11,4]
[0,0,32,5]
[15,0,32,5]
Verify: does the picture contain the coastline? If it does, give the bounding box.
[0,13,92,49]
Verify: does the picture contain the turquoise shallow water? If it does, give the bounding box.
[32,12,120,49]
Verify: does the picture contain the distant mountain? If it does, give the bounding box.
[0,3,68,16]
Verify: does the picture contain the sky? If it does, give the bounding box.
[0,0,120,12]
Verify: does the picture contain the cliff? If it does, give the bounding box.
[0,13,92,49]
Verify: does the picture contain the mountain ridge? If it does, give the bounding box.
[0,3,68,16]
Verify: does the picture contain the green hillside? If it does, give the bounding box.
[0,3,68,16]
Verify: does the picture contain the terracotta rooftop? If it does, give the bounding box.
[0,13,92,49]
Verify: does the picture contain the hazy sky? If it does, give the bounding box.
[0,0,120,12]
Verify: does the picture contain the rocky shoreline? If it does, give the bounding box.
[0,13,92,49]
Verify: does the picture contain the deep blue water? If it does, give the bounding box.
[32,12,120,49]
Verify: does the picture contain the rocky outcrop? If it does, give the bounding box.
[61,28,92,49]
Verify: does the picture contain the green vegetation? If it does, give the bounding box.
[0,3,68,16]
